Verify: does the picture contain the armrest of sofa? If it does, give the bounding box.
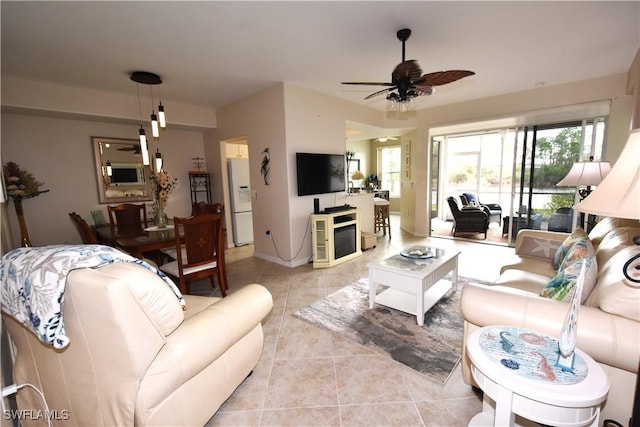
[460,283,639,373]
[513,229,569,260]
[149,284,273,384]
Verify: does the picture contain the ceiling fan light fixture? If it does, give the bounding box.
[342,28,474,110]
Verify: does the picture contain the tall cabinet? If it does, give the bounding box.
[311,208,362,268]
[189,172,211,205]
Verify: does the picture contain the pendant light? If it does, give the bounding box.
[158,102,166,128]
[130,71,167,167]
[149,85,159,139]
[155,149,163,172]
[134,81,150,166]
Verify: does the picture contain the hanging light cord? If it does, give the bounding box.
[136,83,144,126]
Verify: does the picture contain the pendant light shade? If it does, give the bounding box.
[158,102,166,128]
[151,111,159,138]
[139,127,150,166]
[155,149,163,172]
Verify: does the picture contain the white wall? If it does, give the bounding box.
[282,83,381,265]
[214,84,289,263]
[1,113,205,246]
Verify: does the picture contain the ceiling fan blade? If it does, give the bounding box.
[364,86,398,100]
[392,60,423,84]
[342,82,395,86]
[415,70,475,87]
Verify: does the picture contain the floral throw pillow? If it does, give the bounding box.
[552,227,588,270]
[541,256,597,302]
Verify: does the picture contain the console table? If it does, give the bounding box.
[467,325,609,427]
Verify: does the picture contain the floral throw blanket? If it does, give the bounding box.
[1,245,185,349]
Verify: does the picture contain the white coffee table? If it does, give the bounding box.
[367,247,460,326]
[467,325,609,427]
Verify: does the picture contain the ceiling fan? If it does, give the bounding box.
[342,29,475,104]
[117,144,142,155]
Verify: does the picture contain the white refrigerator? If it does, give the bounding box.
[228,158,254,246]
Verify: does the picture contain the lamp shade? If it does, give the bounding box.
[575,129,640,219]
[556,160,611,187]
[351,170,365,180]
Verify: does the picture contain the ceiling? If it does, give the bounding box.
[2,1,639,140]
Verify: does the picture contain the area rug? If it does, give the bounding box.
[293,276,488,384]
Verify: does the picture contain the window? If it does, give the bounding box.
[379,146,401,197]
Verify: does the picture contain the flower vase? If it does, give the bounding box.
[13,198,32,247]
[155,207,168,229]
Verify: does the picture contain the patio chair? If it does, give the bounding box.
[460,192,502,225]
[446,196,489,239]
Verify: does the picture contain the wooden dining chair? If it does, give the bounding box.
[160,212,227,296]
[69,212,99,243]
[107,203,148,231]
[162,202,226,266]
[191,202,223,215]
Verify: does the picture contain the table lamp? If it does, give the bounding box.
[556,156,611,230]
[575,128,640,284]
[351,170,365,191]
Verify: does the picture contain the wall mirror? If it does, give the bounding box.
[92,136,153,204]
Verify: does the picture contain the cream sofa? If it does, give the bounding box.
[460,217,640,424]
[3,262,273,426]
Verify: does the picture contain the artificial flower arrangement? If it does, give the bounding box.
[149,169,178,210]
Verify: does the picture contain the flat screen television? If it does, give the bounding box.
[110,163,146,185]
[296,153,345,196]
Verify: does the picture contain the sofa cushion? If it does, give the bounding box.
[553,227,588,270]
[558,234,593,270]
[540,256,597,302]
[594,226,640,267]
[588,217,640,246]
[494,269,551,293]
[587,246,640,321]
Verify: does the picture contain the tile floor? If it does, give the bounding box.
[198,215,514,426]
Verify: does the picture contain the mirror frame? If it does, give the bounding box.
[92,136,153,204]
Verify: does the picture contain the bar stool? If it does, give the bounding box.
[374,197,391,238]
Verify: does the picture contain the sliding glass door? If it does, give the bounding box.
[508,119,606,242]
[433,118,606,245]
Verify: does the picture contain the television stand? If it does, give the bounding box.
[311,208,362,268]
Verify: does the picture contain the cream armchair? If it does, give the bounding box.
[3,262,273,426]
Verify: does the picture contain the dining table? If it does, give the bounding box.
[94,221,230,290]
[94,223,180,261]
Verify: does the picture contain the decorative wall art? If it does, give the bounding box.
[260,148,270,185]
